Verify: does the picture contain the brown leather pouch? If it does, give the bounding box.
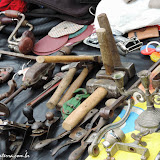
[128,26,159,40]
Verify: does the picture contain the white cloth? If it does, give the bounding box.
[94,0,160,35]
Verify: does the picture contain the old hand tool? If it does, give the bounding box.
[0,10,34,54]
[0,120,30,159]
[0,62,55,117]
[0,79,17,101]
[36,55,102,64]
[62,78,120,131]
[62,26,126,131]
[29,112,60,150]
[87,60,160,157]
[51,111,101,157]
[68,115,108,160]
[96,13,135,80]
[106,131,150,160]
[23,72,66,124]
[47,62,85,109]
[88,99,134,157]
[56,63,93,110]
[0,67,13,84]
[0,49,36,60]
[33,109,98,150]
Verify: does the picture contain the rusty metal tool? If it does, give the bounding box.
[51,111,101,157]
[97,13,122,68]
[47,62,85,109]
[62,26,125,131]
[96,13,135,80]
[0,62,55,117]
[0,79,17,101]
[0,49,36,60]
[56,63,93,110]
[68,115,108,160]
[33,109,98,150]
[62,78,120,131]
[29,112,60,150]
[106,59,160,116]
[0,119,30,160]
[0,67,13,83]
[23,72,66,124]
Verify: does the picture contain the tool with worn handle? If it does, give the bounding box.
[62,27,123,132]
[97,13,122,68]
[47,62,83,109]
[0,79,17,101]
[36,55,102,64]
[0,10,34,54]
[51,111,101,157]
[0,62,55,117]
[33,109,98,150]
[69,116,108,160]
[0,67,13,84]
[23,72,66,124]
[56,64,93,110]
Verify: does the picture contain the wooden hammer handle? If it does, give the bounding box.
[96,28,114,75]
[47,67,77,109]
[97,13,122,67]
[57,67,89,110]
[62,87,108,131]
[36,56,95,63]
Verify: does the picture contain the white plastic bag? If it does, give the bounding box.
[94,0,160,35]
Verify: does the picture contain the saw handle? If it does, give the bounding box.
[62,87,108,131]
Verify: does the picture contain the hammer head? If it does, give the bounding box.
[86,79,120,98]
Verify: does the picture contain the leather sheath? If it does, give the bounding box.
[128,26,159,40]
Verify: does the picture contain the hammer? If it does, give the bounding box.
[62,78,120,131]
[56,63,93,110]
[47,62,85,109]
[62,14,127,131]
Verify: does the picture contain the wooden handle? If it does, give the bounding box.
[47,68,77,109]
[36,56,95,63]
[62,87,108,131]
[0,17,13,25]
[57,68,89,110]
[97,13,122,67]
[96,28,114,75]
[68,143,88,160]
[4,10,20,18]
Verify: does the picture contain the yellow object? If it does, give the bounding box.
[150,52,160,62]
[86,102,160,160]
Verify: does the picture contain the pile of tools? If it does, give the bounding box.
[0,11,160,160]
